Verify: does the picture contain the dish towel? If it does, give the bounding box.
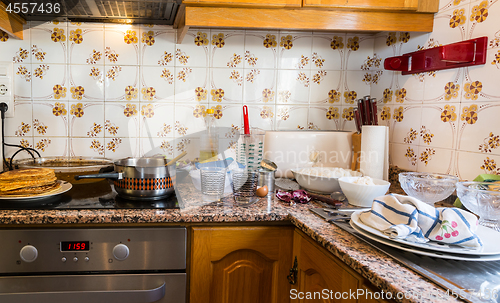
[359,193,482,248]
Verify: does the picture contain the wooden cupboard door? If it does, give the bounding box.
[190,226,294,303]
[292,230,360,303]
[302,0,419,10]
[183,0,301,8]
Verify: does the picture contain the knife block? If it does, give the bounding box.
[351,133,362,172]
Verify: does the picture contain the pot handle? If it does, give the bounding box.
[74,172,123,180]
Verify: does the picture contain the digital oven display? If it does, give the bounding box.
[60,241,90,251]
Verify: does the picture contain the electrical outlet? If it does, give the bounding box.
[0,62,14,118]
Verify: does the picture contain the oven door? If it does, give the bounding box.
[0,273,185,303]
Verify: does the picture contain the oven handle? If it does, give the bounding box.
[0,282,166,303]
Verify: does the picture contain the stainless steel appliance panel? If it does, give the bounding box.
[0,227,186,273]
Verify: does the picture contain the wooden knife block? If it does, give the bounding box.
[351,133,362,172]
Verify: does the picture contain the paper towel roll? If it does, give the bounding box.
[359,125,389,180]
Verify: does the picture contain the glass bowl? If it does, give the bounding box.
[456,182,500,231]
[399,172,459,205]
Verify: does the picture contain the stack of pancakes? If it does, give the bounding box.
[0,168,60,196]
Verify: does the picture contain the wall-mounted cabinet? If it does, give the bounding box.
[0,2,26,40]
[176,0,438,43]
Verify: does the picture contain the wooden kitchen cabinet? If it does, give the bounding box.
[183,0,301,8]
[0,2,26,40]
[291,230,395,303]
[190,226,294,303]
[302,0,438,13]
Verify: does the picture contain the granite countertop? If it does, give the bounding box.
[0,188,457,303]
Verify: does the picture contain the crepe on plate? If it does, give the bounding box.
[0,168,61,196]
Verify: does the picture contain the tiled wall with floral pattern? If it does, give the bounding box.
[372,0,500,180]
[0,21,375,163]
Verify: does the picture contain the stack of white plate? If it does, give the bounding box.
[350,211,500,261]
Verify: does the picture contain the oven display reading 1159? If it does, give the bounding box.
[60,241,90,252]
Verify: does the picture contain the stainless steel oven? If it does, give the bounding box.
[0,227,186,303]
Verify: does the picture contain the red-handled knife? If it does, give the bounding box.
[363,96,372,125]
[371,98,378,125]
[354,108,362,133]
[243,105,250,135]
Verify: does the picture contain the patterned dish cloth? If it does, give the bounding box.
[359,193,482,248]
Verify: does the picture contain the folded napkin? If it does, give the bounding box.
[359,194,482,248]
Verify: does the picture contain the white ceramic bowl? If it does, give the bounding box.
[338,177,391,207]
[291,167,362,194]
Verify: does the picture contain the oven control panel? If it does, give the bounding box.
[0,227,186,274]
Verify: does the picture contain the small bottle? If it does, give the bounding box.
[199,108,219,162]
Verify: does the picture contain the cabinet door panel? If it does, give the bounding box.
[302,0,419,10]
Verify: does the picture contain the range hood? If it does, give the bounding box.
[2,0,181,25]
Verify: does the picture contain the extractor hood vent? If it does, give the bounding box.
[4,0,181,25]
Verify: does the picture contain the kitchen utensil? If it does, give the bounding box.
[166,151,187,166]
[275,178,300,191]
[257,168,275,201]
[263,130,354,178]
[357,99,364,125]
[338,176,390,207]
[75,157,175,200]
[291,167,362,194]
[350,133,361,172]
[363,96,372,125]
[353,108,362,133]
[237,132,264,171]
[231,169,259,207]
[371,98,378,125]
[200,167,226,202]
[243,105,250,135]
[308,192,343,208]
[399,172,458,205]
[457,181,500,231]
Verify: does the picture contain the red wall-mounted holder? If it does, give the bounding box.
[384,36,488,75]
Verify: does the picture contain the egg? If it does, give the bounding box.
[256,185,269,197]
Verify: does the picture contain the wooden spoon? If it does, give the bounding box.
[166,151,187,166]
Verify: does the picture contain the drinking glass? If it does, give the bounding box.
[231,169,259,207]
[200,167,226,202]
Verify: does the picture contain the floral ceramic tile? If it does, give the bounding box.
[32,101,69,137]
[308,106,340,130]
[343,71,371,105]
[455,150,500,181]
[275,105,308,130]
[429,3,470,46]
[393,73,425,104]
[423,69,463,104]
[106,65,139,101]
[244,30,279,69]
[3,137,34,159]
[141,66,174,102]
[68,64,104,101]
[70,137,109,157]
[244,104,275,130]
[68,25,104,65]
[278,31,313,70]
[390,142,419,171]
[31,64,68,100]
[0,25,31,64]
[33,137,68,157]
[377,104,393,129]
[12,63,32,100]
[206,104,242,131]
[457,102,500,156]
[140,137,176,159]
[4,102,32,137]
[30,24,68,64]
[209,68,243,104]
[68,102,104,138]
[309,70,342,104]
[174,67,209,103]
[104,102,140,139]
[340,105,358,132]
[139,103,175,138]
[416,146,454,174]
[104,137,139,159]
[419,103,459,149]
[242,68,276,104]
[344,34,374,71]
[311,32,345,71]
[439,0,471,12]
[370,70,396,106]
[372,33,397,65]
[277,69,310,104]
[175,29,211,67]
[174,103,208,137]
[140,28,175,66]
[210,30,245,68]
[389,104,423,145]
[104,25,140,65]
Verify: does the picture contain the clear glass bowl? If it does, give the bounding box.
[399,172,459,205]
[456,182,500,231]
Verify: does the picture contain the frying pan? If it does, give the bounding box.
[75,157,175,200]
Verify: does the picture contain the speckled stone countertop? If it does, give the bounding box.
[0,188,458,303]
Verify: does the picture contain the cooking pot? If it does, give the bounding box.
[75,157,175,200]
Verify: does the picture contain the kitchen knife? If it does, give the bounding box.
[354,108,362,133]
[363,96,372,125]
[357,99,365,125]
[371,98,378,125]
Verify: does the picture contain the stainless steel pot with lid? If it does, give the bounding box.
[75,157,175,200]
